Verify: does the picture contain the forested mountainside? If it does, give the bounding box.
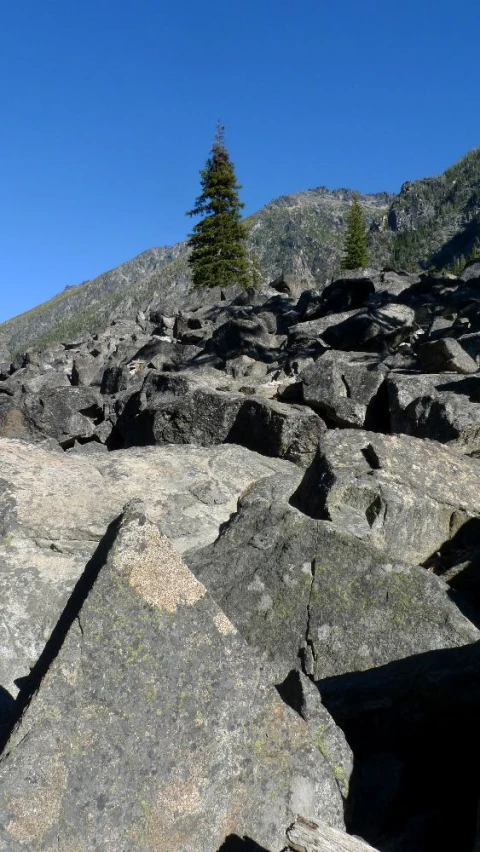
[1,148,479,357]
[389,148,480,270]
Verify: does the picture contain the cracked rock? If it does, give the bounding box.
[0,503,346,851]
[186,471,478,681]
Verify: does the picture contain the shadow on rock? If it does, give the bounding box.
[436,376,480,401]
[0,685,15,742]
[423,517,480,629]
[217,836,270,852]
[318,641,480,852]
[0,514,122,756]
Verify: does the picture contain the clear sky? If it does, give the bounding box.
[1,0,479,322]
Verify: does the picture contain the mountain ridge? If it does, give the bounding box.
[1,147,479,357]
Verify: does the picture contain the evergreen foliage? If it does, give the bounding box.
[447,239,480,275]
[187,123,251,290]
[341,196,369,269]
[390,224,435,271]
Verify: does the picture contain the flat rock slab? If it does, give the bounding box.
[0,504,346,851]
[0,438,294,696]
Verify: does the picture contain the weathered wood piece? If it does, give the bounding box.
[287,815,380,852]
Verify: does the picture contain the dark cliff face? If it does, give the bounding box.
[388,148,480,270]
[1,148,480,356]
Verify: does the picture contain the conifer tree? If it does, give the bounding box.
[341,196,369,270]
[250,251,262,289]
[186,123,251,291]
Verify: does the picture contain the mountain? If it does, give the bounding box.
[389,147,480,270]
[247,186,392,286]
[0,188,392,358]
[1,147,479,357]
[0,244,190,358]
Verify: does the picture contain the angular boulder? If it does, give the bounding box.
[315,276,376,316]
[0,504,348,851]
[417,337,478,374]
[227,397,326,467]
[387,372,480,452]
[116,371,325,466]
[288,311,359,347]
[21,386,105,447]
[206,317,275,360]
[293,429,480,564]
[0,438,294,700]
[186,470,478,681]
[321,304,415,353]
[300,351,388,429]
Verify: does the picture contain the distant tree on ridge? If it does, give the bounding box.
[341,196,369,270]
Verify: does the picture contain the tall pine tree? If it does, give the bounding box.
[187,123,251,291]
[341,196,369,270]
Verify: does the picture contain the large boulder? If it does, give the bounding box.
[387,371,480,453]
[294,272,416,328]
[20,386,105,447]
[315,276,376,316]
[0,438,294,701]
[459,260,480,283]
[71,354,105,387]
[293,429,480,564]
[288,311,359,347]
[186,470,478,681]
[206,317,276,360]
[127,336,201,370]
[417,337,478,374]
[0,503,348,851]
[457,331,480,365]
[19,370,72,394]
[226,397,326,467]
[116,372,245,448]
[116,371,325,466]
[300,351,388,429]
[321,304,415,353]
[0,395,45,444]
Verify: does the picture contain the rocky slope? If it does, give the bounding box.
[0,188,390,359]
[0,243,190,359]
[2,258,480,849]
[389,147,480,270]
[2,147,479,358]
[247,187,392,288]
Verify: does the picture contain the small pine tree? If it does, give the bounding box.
[341,196,369,270]
[451,254,466,276]
[186,123,250,291]
[469,238,480,262]
[249,251,262,289]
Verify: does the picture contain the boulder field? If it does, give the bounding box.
[2,264,480,850]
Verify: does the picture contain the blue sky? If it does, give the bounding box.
[1,0,479,322]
